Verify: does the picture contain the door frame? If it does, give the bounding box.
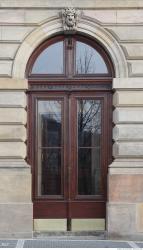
[27,90,112,221]
[26,34,114,230]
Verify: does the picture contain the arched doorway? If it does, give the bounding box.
[26,34,114,231]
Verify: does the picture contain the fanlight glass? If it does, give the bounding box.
[31,41,64,74]
[76,41,108,74]
[31,38,109,75]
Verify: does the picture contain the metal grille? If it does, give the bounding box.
[24,239,131,248]
[136,243,143,248]
[0,240,17,248]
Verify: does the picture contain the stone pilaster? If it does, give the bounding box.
[107,78,143,239]
[0,78,33,238]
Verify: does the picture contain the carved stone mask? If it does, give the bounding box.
[62,7,77,32]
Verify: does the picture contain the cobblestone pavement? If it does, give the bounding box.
[0,238,143,248]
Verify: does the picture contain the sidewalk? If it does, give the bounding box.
[0,237,143,248]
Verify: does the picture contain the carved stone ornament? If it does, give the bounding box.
[62,7,78,33]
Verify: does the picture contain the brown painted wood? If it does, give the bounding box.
[70,201,105,218]
[34,201,105,218]
[34,201,67,218]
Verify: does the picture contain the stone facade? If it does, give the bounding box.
[0,0,143,239]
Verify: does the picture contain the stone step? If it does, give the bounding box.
[33,231,106,239]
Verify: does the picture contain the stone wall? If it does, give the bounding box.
[0,0,143,239]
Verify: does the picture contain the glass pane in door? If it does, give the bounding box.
[77,99,102,195]
[37,100,62,196]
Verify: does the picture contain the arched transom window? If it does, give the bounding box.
[27,35,114,80]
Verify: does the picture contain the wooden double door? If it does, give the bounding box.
[31,91,112,229]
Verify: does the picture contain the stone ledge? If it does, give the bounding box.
[0,78,28,90]
[109,159,143,168]
[113,78,143,90]
[113,142,143,158]
[107,232,143,241]
[0,232,33,239]
[0,0,143,9]
[0,159,30,168]
[109,168,143,174]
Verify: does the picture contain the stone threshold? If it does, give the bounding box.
[33,231,106,239]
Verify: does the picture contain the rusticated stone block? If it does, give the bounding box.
[0,108,26,124]
[117,10,143,24]
[1,26,34,42]
[129,61,143,76]
[0,203,32,238]
[107,203,136,235]
[113,142,143,158]
[0,168,31,202]
[109,174,143,202]
[85,10,143,25]
[0,125,26,141]
[113,124,143,141]
[0,78,28,90]
[113,108,143,123]
[0,92,26,107]
[113,78,143,90]
[113,91,143,107]
[0,43,19,59]
[84,10,116,23]
[107,26,143,41]
[0,142,26,158]
[0,61,12,76]
[122,44,143,59]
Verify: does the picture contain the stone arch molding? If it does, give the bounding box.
[12,15,128,79]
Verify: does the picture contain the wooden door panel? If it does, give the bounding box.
[69,201,105,218]
[34,201,67,218]
[34,201,105,219]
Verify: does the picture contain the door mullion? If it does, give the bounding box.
[69,94,77,201]
[66,93,72,231]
